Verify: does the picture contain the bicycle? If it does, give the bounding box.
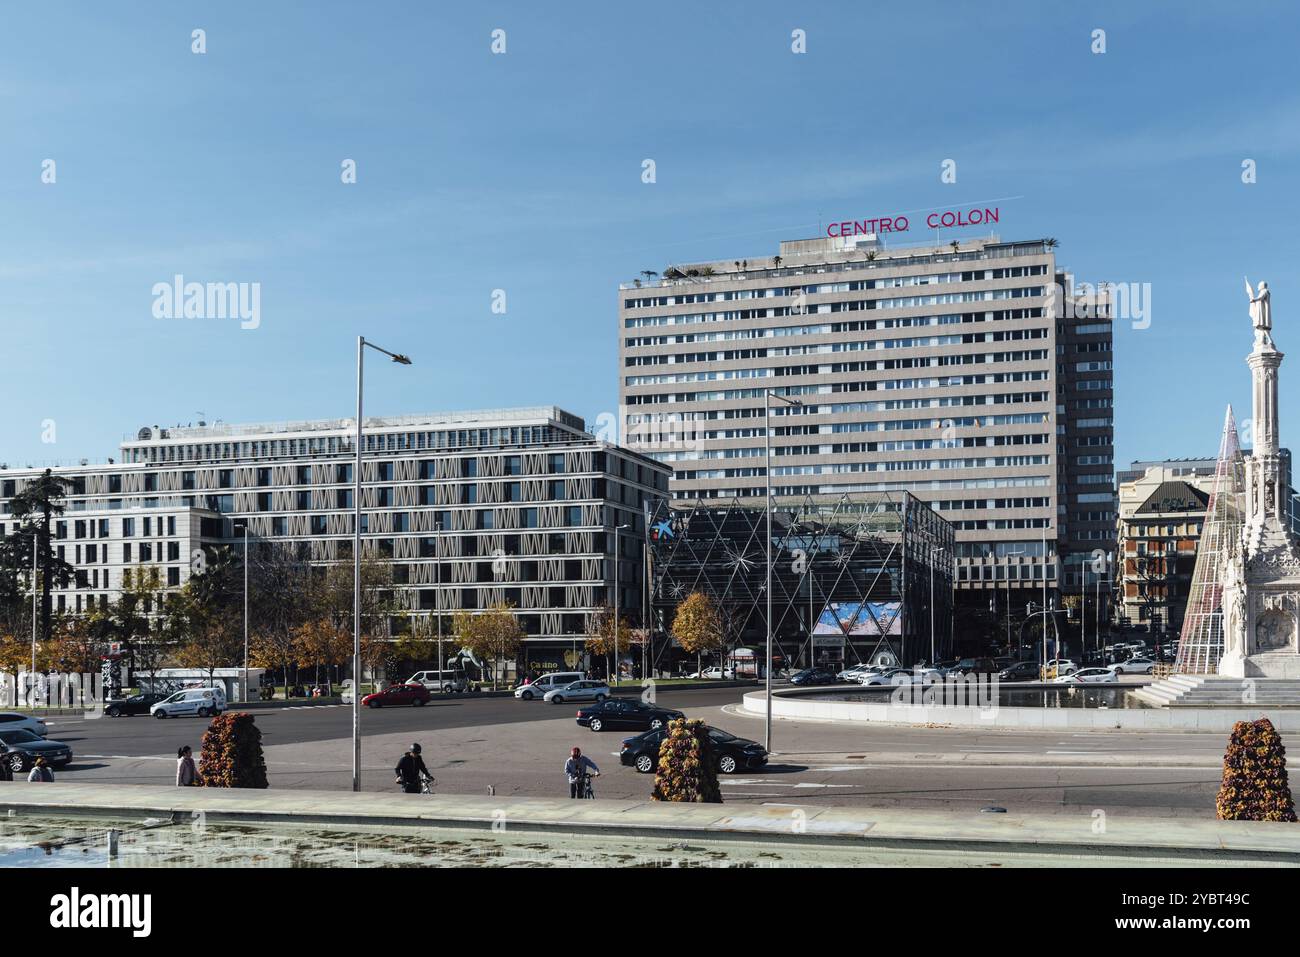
[420,772,435,795]
[576,770,596,799]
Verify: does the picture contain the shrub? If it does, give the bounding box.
[651,718,722,803]
[1216,717,1296,821]
[198,712,269,789]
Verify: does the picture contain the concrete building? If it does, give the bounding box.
[1116,462,1215,635]
[618,230,1114,617]
[0,407,670,674]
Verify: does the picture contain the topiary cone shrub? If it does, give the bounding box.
[651,717,722,803]
[198,712,269,789]
[1216,717,1296,821]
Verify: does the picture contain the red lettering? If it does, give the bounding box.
[926,213,939,229]
[895,216,909,231]
[941,212,956,227]
[878,218,893,233]
[986,207,999,224]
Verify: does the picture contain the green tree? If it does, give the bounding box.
[8,469,74,645]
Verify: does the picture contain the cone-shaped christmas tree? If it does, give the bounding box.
[1216,717,1296,821]
[198,712,269,789]
[651,718,722,803]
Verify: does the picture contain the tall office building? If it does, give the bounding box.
[0,407,669,675]
[618,229,1115,608]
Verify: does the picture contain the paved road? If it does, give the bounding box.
[36,686,1232,818]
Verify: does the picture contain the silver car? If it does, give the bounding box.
[543,680,611,704]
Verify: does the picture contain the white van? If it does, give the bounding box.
[406,670,465,693]
[150,687,227,719]
[514,671,584,700]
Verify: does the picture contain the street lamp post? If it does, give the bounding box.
[613,523,630,686]
[764,389,801,753]
[238,523,248,701]
[352,336,412,793]
[434,521,443,678]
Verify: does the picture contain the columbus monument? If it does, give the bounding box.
[1218,279,1300,678]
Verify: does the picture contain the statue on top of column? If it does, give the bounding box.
[1247,277,1274,347]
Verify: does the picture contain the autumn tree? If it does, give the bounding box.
[671,591,725,676]
[455,603,525,690]
[586,603,633,683]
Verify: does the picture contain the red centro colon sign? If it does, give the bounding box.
[827,206,999,238]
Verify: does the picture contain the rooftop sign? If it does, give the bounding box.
[827,206,1000,238]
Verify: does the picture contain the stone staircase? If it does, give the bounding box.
[1130,674,1300,708]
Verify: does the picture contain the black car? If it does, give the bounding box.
[0,729,72,773]
[789,667,837,686]
[620,725,768,775]
[948,657,999,676]
[997,660,1042,681]
[105,693,165,717]
[575,698,685,732]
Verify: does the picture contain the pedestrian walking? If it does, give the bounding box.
[564,746,599,799]
[394,743,434,794]
[176,745,197,787]
[27,757,54,783]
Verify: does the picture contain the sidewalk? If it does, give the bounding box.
[1,782,1294,865]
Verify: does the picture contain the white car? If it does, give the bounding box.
[837,666,876,681]
[150,687,227,718]
[515,671,585,700]
[0,712,48,738]
[543,680,611,704]
[859,668,941,686]
[1045,659,1078,676]
[1054,667,1118,684]
[688,666,734,679]
[407,670,464,693]
[1111,657,1157,675]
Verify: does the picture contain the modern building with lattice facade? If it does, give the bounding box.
[647,490,954,671]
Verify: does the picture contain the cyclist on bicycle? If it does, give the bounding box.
[395,742,434,794]
[564,746,600,799]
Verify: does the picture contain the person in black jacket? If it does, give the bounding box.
[394,743,434,794]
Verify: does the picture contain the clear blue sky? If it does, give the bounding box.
[1,1,1297,468]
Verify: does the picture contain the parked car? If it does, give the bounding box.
[1046,658,1078,676]
[544,680,610,704]
[789,667,838,686]
[998,661,1042,682]
[104,693,165,717]
[947,657,1000,676]
[150,686,227,719]
[406,670,465,693]
[0,728,72,773]
[361,683,431,708]
[620,725,768,775]
[860,667,942,686]
[688,666,734,679]
[1054,667,1118,684]
[1111,657,1157,675]
[575,698,684,732]
[0,712,49,738]
[514,671,584,700]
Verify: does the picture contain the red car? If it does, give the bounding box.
[361,683,431,708]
